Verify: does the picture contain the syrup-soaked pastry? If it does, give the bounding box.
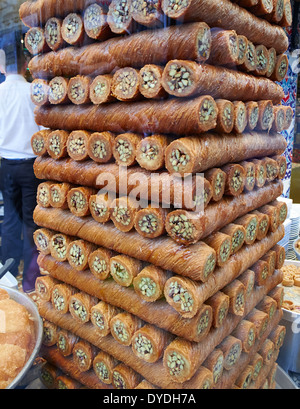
[250,0,273,15]
[251,211,270,241]
[258,204,279,232]
[49,182,73,209]
[34,228,54,255]
[111,312,143,346]
[233,101,247,133]
[265,0,284,23]
[46,130,69,160]
[234,213,258,245]
[40,362,61,389]
[271,105,286,132]
[202,349,224,386]
[204,232,232,267]
[208,29,238,66]
[240,161,255,192]
[215,99,234,134]
[136,134,170,171]
[222,163,246,197]
[266,47,277,78]
[252,353,264,382]
[280,0,292,27]
[93,351,119,385]
[87,132,115,163]
[51,283,77,314]
[133,265,172,302]
[262,157,279,182]
[88,247,114,281]
[111,67,141,102]
[67,239,97,271]
[251,259,269,286]
[206,291,230,328]
[204,168,226,202]
[218,335,242,371]
[272,244,285,269]
[245,101,259,130]
[110,196,140,233]
[269,325,286,350]
[134,206,169,239]
[67,130,91,161]
[252,159,267,188]
[62,13,85,46]
[221,223,245,255]
[68,76,91,105]
[269,200,287,224]
[31,129,51,157]
[42,320,59,347]
[83,3,111,40]
[110,254,143,287]
[107,0,134,35]
[270,54,288,82]
[254,44,269,76]
[232,320,256,353]
[50,233,73,262]
[49,77,70,105]
[259,339,274,365]
[257,100,274,131]
[239,269,255,299]
[56,329,79,357]
[67,186,97,217]
[45,17,65,52]
[25,27,49,55]
[234,365,253,389]
[112,133,142,166]
[112,363,142,389]
[138,64,167,99]
[131,0,164,28]
[240,41,257,72]
[222,279,246,316]
[257,295,277,319]
[35,275,58,302]
[31,79,49,106]
[236,35,248,65]
[89,193,113,224]
[73,339,98,373]
[37,181,55,208]
[283,105,293,129]
[69,292,98,324]
[91,301,121,337]
[89,75,114,105]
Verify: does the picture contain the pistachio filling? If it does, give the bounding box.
[167,0,189,14]
[26,29,43,51]
[204,254,216,278]
[112,204,132,226]
[277,0,284,20]
[256,48,268,72]
[37,282,47,296]
[41,369,54,386]
[138,213,159,234]
[237,106,246,129]
[70,192,86,211]
[68,135,86,155]
[168,213,195,241]
[167,352,187,377]
[50,79,66,102]
[286,109,293,125]
[199,98,216,124]
[259,219,268,236]
[74,348,88,368]
[95,362,110,382]
[64,15,80,40]
[52,236,67,259]
[45,20,59,46]
[220,240,231,262]
[69,244,85,266]
[261,266,269,281]
[222,105,233,129]
[92,311,106,330]
[166,63,192,93]
[215,172,225,197]
[114,69,138,97]
[238,37,246,61]
[277,110,285,130]
[36,233,49,250]
[70,300,88,321]
[257,165,266,186]
[235,291,245,313]
[112,320,130,343]
[246,43,256,68]
[57,380,68,389]
[140,143,159,162]
[84,4,104,35]
[193,187,209,208]
[266,163,277,180]
[138,277,157,298]
[43,327,54,344]
[197,309,210,335]
[110,0,131,29]
[253,360,262,379]
[225,343,241,368]
[133,333,154,358]
[168,281,194,313]
[269,304,276,320]
[38,186,49,206]
[169,148,190,172]
[32,82,46,103]
[113,371,126,389]
[91,140,108,159]
[52,289,66,311]
[197,27,211,59]
[246,167,255,188]
[115,138,133,163]
[141,69,158,91]
[278,59,287,79]
[268,52,275,76]
[32,137,44,153]
[92,80,108,98]
[111,261,129,283]
[230,170,243,192]
[50,188,61,203]
[70,81,86,102]
[213,355,224,384]
[217,306,228,327]
[262,105,273,128]
[232,229,244,253]
[58,334,67,353]
[91,199,108,218]
[246,218,257,242]
[48,134,62,156]
[229,35,238,58]
[91,256,108,276]
[242,372,252,389]
[279,206,287,223]
[132,0,159,16]
[247,328,255,349]
[249,106,259,128]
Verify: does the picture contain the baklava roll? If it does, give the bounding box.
[240,161,255,192]
[253,159,267,188]
[110,196,140,233]
[110,254,143,287]
[234,365,253,390]
[57,329,79,357]
[134,206,168,239]
[49,77,70,105]
[257,295,277,320]
[69,292,98,324]
[89,248,114,281]
[270,54,289,82]
[62,13,86,46]
[49,182,73,209]
[221,223,246,255]
[56,375,82,390]
[223,279,246,316]
[67,186,97,217]
[266,47,277,79]
[240,41,257,72]
[138,64,167,100]
[204,168,226,202]
[73,339,98,373]
[132,324,174,363]
[91,301,121,337]
[258,204,279,232]
[87,132,116,163]
[233,101,247,133]
[215,99,234,134]
[131,0,164,27]
[222,163,246,197]
[269,286,284,309]
[31,129,51,157]
[259,339,274,365]
[251,259,269,286]
[269,325,286,350]
[267,0,285,22]
[218,335,242,371]
[236,35,248,65]
[112,364,142,390]
[111,312,143,346]
[90,75,114,105]
[113,133,142,166]
[257,100,274,131]
[31,79,49,106]
[271,105,286,133]
[89,193,113,224]
[50,233,73,262]
[262,157,279,182]
[67,239,97,271]
[204,232,232,267]
[67,130,91,161]
[252,353,264,381]
[234,213,258,245]
[37,181,54,208]
[51,283,77,315]
[269,200,287,224]
[206,291,230,329]
[25,27,49,55]
[250,0,274,15]
[111,67,141,102]
[42,320,59,347]
[283,105,293,129]
[107,0,134,35]
[232,320,256,353]
[239,269,255,299]
[93,351,119,385]
[35,275,58,302]
[203,349,224,386]
[245,101,259,130]
[45,17,65,52]
[46,130,69,160]
[251,211,270,241]
[40,362,61,390]
[273,155,287,180]
[254,44,269,77]
[136,134,170,171]
[272,244,285,269]
[83,3,110,41]
[34,228,54,255]
[208,29,238,66]
[133,265,172,302]
[281,0,293,27]
[67,75,91,105]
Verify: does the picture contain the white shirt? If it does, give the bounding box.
[0,74,41,159]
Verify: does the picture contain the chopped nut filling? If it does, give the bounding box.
[38,186,50,206]
[235,291,245,313]
[112,320,130,343]
[276,110,285,130]
[114,69,138,97]
[64,15,80,39]
[222,105,233,129]
[57,380,68,389]
[167,352,186,377]
[58,334,67,353]
[168,281,194,313]
[110,0,131,29]
[68,135,86,155]
[141,69,158,91]
[246,218,257,242]
[113,371,126,389]
[246,43,256,68]
[237,106,246,129]
[84,4,104,35]
[91,199,108,218]
[204,254,216,278]
[138,277,157,298]
[92,80,108,98]
[45,20,59,46]
[69,192,86,211]
[41,369,54,386]
[52,289,65,311]
[70,300,88,321]
[257,165,266,186]
[217,306,228,327]
[246,167,255,188]
[232,229,244,253]
[169,148,190,172]
[215,172,225,197]
[133,333,154,358]
[50,188,61,203]
[139,142,159,162]
[230,170,243,192]
[70,81,86,101]
[278,59,287,79]
[111,261,129,283]
[167,0,189,13]
[31,82,47,103]
[225,343,241,368]
[199,98,216,124]
[261,266,269,281]
[43,327,54,344]
[266,163,277,180]
[268,52,275,76]
[74,348,88,368]
[112,204,132,226]
[262,105,274,128]
[32,137,44,153]
[238,37,246,61]
[48,133,62,156]
[166,63,192,93]
[229,35,238,57]
[91,256,108,276]
[132,0,159,15]
[220,240,231,262]
[51,236,67,259]
[256,48,268,72]
[249,106,258,128]
[92,311,106,330]
[36,233,49,250]
[277,0,284,20]
[259,219,268,236]
[69,244,85,266]
[247,328,255,348]
[213,355,224,384]
[193,187,209,208]
[50,79,66,102]
[197,309,210,335]
[26,29,43,51]
[37,282,47,296]
[138,213,159,234]
[279,206,287,223]
[115,138,133,163]
[91,140,108,159]
[197,27,211,59]
[253,360,262,379]
[95,362,110,382]
[242,372,252,389]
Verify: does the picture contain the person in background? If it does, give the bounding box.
[0,47,41,293]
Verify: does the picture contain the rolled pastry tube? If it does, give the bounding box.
[206,291,230,329]
[89,247,114,281]
[131,0,164,28]
[67,130,91,161]
[35,275,59,302]
[265,0,284,23]
[133,265,172,302]
[203,349,224,386]
[245,101,259,130]
[254,44,269,77]
[31,79,49,106]
[262,157,279,182]
[136,134,170,171]
[203,232,232,268]
[234,365,253,389]
[240,41,257,72]
[90,75,114,105]
[40,362,61,389]
[281,0,293,27]
[222,163,246,197]
[269,200,287,225]
[251,259,269,286]
[93,351,119,385]
[34,228,55,255]
[257,100,274,131]
[113,133,142,167]
[222,279,246,316]
[46,130,69,160]
[49,182,73,209]
[272,244,285,269]
[134,206,168,239]
[87,132,116,163]
[111,312,143,346]
[57,329,79,357]
[251,353,264,381]
[204,168,226,202]
[251,211,270,241]
[269,325,286,350]
[69,292,98,324]
[51,283,77,314]
[233,101,247,134]
[107,0,134,35]
[215,100,234,134]
[83,3,110,41]
[283,106,293,130]
[218,335,242,371]
[62,13,86,46]
[259,339,274,365]
[37,181,54,208]
[67,186,97,217]
[56,375,82,390]
[112,363,142,390]
[110,254,143,287]
[67,239,97,271]
[50,233,73,262]
[236,35,248,65]
[253,159,267,188]
[110,196,140,233]
[250,0,274,15]
[269,286,284,309]
[48,77,70,105]
[232,320,256,353]
[240,161,255,192]
[73,339,98,373]
[221,223,246,255]
[89,193,113,224]
[111,67,141,102]
[266,48,277,78]
[271,105,286,132]
[45,17,65,52]
[257,295,277,320]
[239,269,255,299]
[208,29,238,66]
[138,64,167,99]
[91,302,121,337]
[67,76,91,105]
[270,54,289,82]
[31,129,51,157]
[42,320,59,347]
[273,154,287,180]
[25,27,49,55]
[258,204,279,233]
[234,213,258,245]
[131,324,174,363]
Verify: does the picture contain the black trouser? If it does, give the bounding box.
[1,158,40,291]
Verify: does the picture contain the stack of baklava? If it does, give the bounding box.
[20,0,291,389]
